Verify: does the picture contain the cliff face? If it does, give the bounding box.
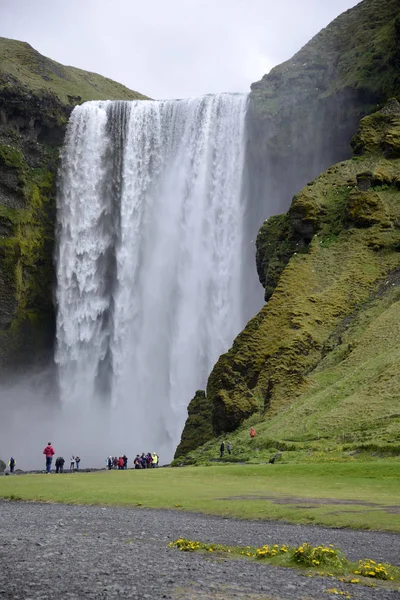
[0,38,147,370]
[175,0,400,460]
[175,99,400,460]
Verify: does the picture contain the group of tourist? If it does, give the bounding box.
[7,429,262,474]
[6,444,160,474]
[55,455,81,473]
[106,455,128,470]
[43,442,81,473]
[106,452,160,470]
[133,452,159,469]
[219,441,232,458]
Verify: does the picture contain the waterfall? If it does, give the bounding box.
[56,94,249,460]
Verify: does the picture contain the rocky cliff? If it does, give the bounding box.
[175,0,400,460]
[0,38,147,370]
[175,97,400,462]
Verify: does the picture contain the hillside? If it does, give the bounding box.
[0,38,147,370]
[175,99,400,462]
[0,37,147,103]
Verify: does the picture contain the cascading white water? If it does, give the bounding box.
[56,94,248,460]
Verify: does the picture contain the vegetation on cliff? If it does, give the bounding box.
[174,391,213,458]
[0,37,147,104]
[0,143,56,365]
[175,99,400,462]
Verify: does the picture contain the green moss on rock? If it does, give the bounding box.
[347,189,388,227]
[256,215,304,301]
[0,144,24,169]
[208,354,260,435]
[351,98,400,156]
[174,391,214,459]
[0,152,56,366]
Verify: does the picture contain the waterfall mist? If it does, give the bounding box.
[53,94,253,463]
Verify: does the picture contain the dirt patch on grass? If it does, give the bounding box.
[220,495,400,514]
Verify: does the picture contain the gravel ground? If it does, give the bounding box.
[0,501,399,600]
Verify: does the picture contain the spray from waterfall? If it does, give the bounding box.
[55,94,249,461]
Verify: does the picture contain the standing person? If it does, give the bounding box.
[75,456,81,470]
[107,456,113,470]
[151,452,158,468]
[227,442,232,455]
[117,457,124,470]
[220,441,225,458]
[122,455,128,470]
[134,455,141,469]
[8,457,15,474]
[70,456,75,471]
[146,453,153,468]
[55,457,65,473]
[43,442,55,473]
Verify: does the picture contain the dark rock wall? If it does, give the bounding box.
[0,87,71,371]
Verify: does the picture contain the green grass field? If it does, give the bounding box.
[1,463,399,532]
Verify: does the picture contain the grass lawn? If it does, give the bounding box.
[1,462,399,532]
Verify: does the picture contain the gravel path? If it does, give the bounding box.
[0,501,399,599]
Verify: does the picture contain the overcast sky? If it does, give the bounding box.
[1,0,360,99]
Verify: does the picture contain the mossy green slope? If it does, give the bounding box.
[0,37,148,103]
[175,100,400,460]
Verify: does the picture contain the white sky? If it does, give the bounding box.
[0,0,361,99]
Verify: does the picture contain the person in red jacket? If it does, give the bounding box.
[43,442,55,473]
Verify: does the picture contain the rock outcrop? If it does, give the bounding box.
[174,391,213,458]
